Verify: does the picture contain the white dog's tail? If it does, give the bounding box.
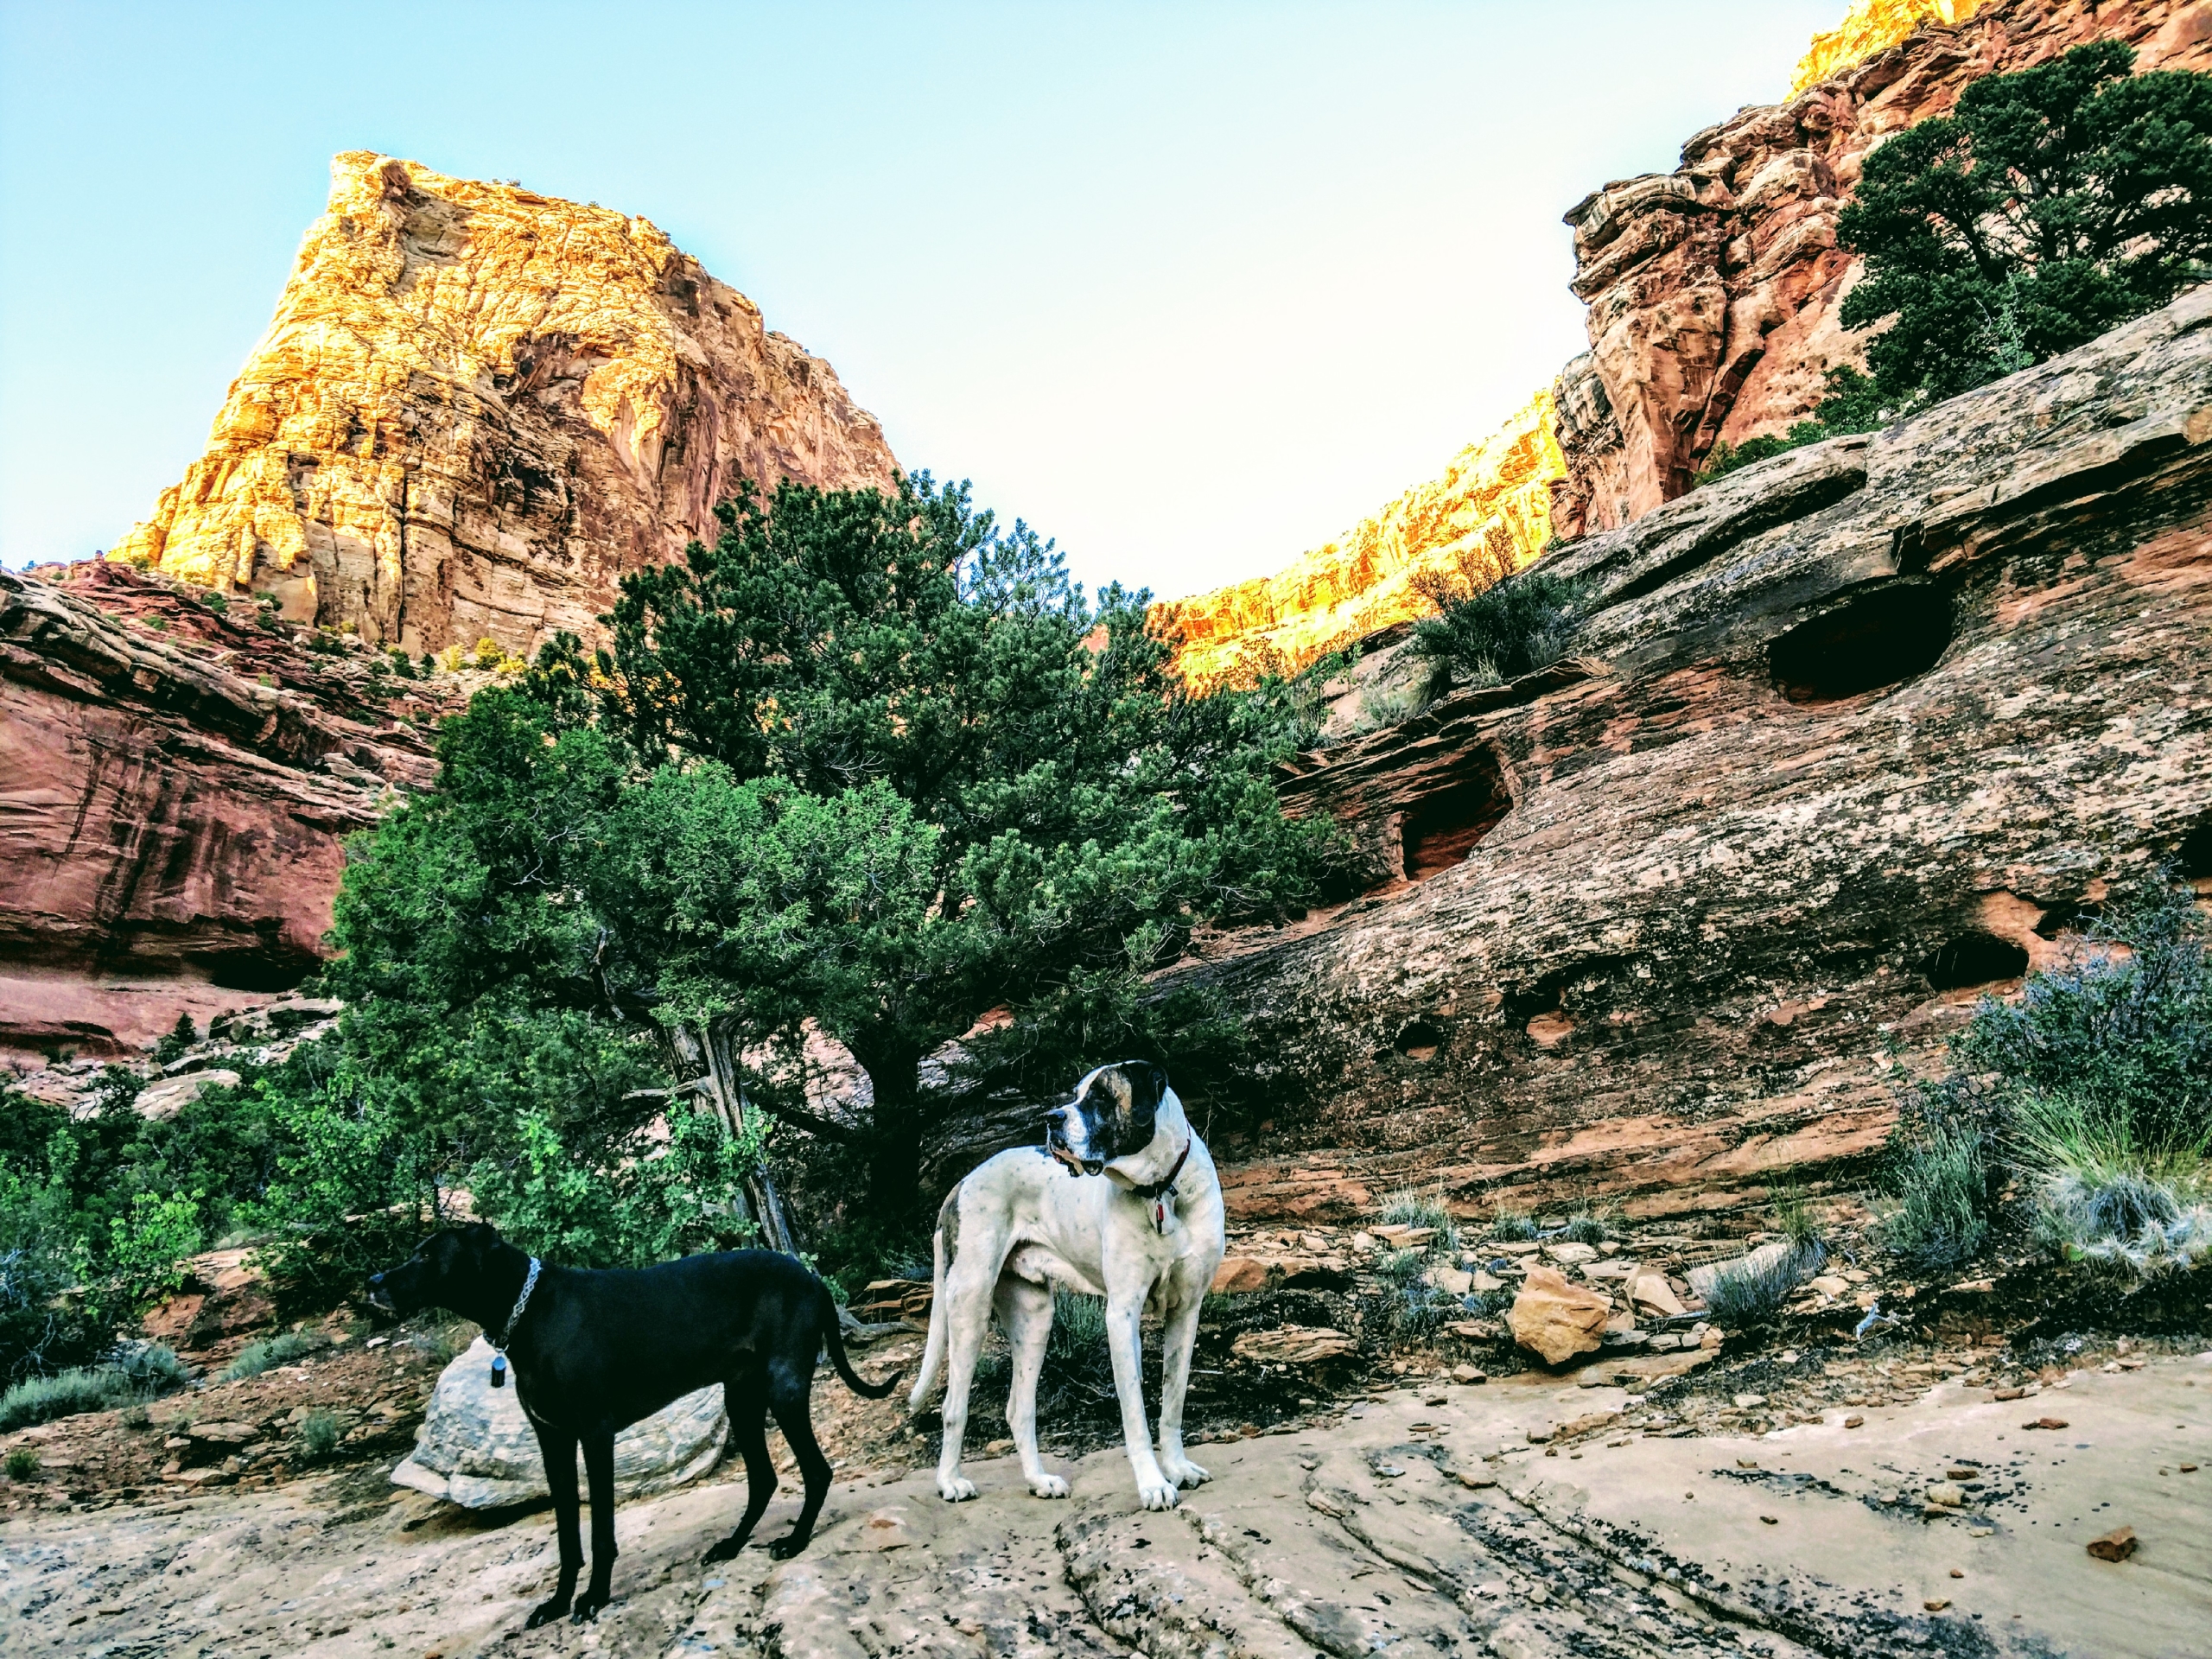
[907,1194,954,1412]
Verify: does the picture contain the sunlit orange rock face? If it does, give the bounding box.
[1553,0,2212,537]
[1790,0,1991,94]
[110,153,899,657]
[1152,391,1564,684]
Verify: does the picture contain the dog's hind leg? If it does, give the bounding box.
[993,1275,1067,1497]
[574,1429,620,1622]
[524,1425,582,1628]
[702,1374,773,1564]
[931,1235,1002,1502]
[763,1357,833,1559]
[1153,1287,1211,1491]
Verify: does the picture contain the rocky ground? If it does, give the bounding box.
[4,1337,2205,1658]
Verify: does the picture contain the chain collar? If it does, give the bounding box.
[494,1256,541,1351]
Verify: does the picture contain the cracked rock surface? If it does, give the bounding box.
[7,1350,2204,1656]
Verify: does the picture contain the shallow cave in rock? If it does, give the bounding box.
[207,948,319,995]
[1393,1021,1444,1062]
[2179,818,2212,880]
[1918,931,2030,991]
[1769,582,1955,702]
[1399,752,1511,880]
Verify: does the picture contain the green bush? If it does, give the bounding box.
[223,1331,327,1381]
[299,1408,340,1459]
[1411,570,1583,689]
[1878,1094,1998,1270]
[4,1447,36,1481]
[1,1342,194,1428]
[1488,1207,1537,1242]
[1556,1210,1609,1246]
[1380,1191,1459,1254]
[1700,1241,1824,1327]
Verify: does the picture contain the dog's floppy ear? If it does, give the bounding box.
[1128,1060,1170,1115]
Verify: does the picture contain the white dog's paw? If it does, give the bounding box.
[1027,1472,1071,1499]
[1137,1478,1180,1511]
[1161,1456,1211,1490]
[938,1473,978,1502]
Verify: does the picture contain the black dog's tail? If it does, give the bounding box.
[822,1290,902,1399]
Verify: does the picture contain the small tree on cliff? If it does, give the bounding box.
[333,473,1333,1225]
[1840,39,2212,405]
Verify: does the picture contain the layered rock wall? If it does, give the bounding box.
[109,153,899,657]
[1152,391,1563,683]
[1552,0,2212,538]
[0,562,458,1058]
[1177,291,2212,1224]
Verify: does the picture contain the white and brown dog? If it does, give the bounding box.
[908,1060,1225,1510]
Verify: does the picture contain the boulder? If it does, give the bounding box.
[1508,1266,1611,1366]
[1628,1272,1685,1318]
[1688,1241,1798,1301]
[391,1338,725,1509]
[1541,1242,1599,1267]
[134,1069,242,1120]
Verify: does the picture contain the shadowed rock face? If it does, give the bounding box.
[107,152,899,658]
[0,562,453,1057]
[1170,289,2212,1225]
[1553,0,2212,537]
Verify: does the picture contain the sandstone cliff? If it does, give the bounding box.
[1790,0,1991,94]
[1553,0,2212,537]
[1158,289,2212,1224]
[108,153,899,657]
[1151,391,1564,683]
[0,562,461,1058]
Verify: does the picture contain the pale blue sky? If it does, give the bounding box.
[0,2,1835,601]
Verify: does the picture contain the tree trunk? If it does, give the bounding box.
[663,1018,795,1253]
[851,1038,926,1221]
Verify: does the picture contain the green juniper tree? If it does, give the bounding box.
[1694,40,2212,485]
[327,473,1332,1233]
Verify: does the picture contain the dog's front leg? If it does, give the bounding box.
[994,1276,1067,1497]
[524,1426,582,1628]
[1104,1294,1176,1510]
[573,1431,619,1622]
[1154,1288,1211,1491]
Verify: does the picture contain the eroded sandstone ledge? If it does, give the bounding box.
[1171,289,2212,1224]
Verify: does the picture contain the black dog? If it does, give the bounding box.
[368,1223,897,1625]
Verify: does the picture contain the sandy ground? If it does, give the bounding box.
[4,1348,2207,1658]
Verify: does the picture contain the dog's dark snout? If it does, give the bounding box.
[1046,1107,1068,1128]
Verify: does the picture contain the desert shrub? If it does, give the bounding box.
[1963,887,2210,1160]
[222,1330,327,1382]
[0,1364,134,1430]
[120,1403,149,1430]
[299,1408,341,1459]
[1488,1207,1538,1242]
[4,1448,36,1481]
[1380,1192,1459,1254]
[1412,570,1583,690]
[1376,1247,1427,1284]
[111,1341,189,1394]
[1700,1240,1825,1327]
[1556,1210,1609,1246]
[1354,683,1424,732]
[1879,1090,1998,1270]
[1046,1290,1109,1364]
[1388,1275,1455,1340]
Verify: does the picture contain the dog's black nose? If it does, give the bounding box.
[1045,1107,1068,1127]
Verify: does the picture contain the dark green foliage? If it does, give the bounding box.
[300,1408,340,1459]
[1556,1211,1608,1246]
[154,1011,197,1065]
[517,473,1330,1214]
[1842,41,2212,404]
[4,1447,37,1480]
[1955,883,2210,1159]
[1410,570,1584,689]
[1878,1088,1998,1270]
[1690,368,1897,486]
